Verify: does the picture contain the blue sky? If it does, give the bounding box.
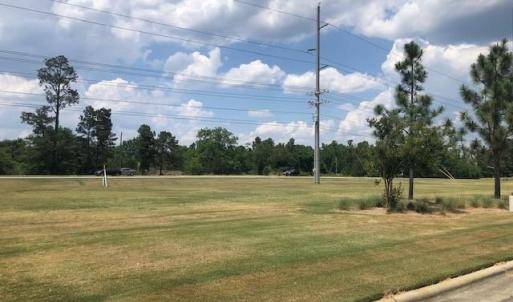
[0,0,511,146]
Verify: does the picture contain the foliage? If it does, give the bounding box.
[460,39,513,199]
[338,199,353,210]
[136,124,156,174]
[155,131,179,175]
[394,41,445,200]
[368,105,405,210]
[76,106,117,172]
[32,56,79,173]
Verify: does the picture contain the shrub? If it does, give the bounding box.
[406,201,416,211]
[439,198,465,213]
[368,195,384,208]
[470,199,481,208]
[386,184,403,211]
[338,199,353,211]
[415,199,432,214]
[481,197,494,208]
[358,199,374,210]
[347,196,381,210]
[390,200,406,213]
[498,200,509,210]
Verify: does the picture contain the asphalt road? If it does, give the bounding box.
[0,175,358,179]
[425,271,513,302]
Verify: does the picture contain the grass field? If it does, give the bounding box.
[2,177,513,302]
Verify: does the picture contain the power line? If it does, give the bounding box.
[0,2,320,67]
[0,54,375,108]
[0,89,351,119]
[48,0,314,56]
[0,101,361,136]
[0,55,467,111]
[0,49,314,93]
[0,48,408,108]
[233,0,472,86]
[0,69,310,105]
[233,0,316,22]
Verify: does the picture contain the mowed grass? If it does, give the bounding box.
[2,177,513,301]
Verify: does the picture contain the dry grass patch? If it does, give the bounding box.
[1,177,513,302]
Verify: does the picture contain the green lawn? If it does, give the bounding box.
[1,177,513,301]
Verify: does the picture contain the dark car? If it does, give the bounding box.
[282,168,299,176]
[95,168,136,176]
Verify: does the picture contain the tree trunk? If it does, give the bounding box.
[53,104,60,174]
[408,168,414,200]
[384,177,395,209]
[494,157,501,200]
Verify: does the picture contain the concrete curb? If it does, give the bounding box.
[377,260,513,302]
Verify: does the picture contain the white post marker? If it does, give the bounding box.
[103,165,108,188]
[509,193,513,212]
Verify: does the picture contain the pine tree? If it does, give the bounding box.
[460,39,513,199]
[35,56,79,173]
[394,41,443,200]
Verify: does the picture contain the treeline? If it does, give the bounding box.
[0,122,500,178]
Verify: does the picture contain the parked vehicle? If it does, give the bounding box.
[94,168,136,176]
[282,168,299,176]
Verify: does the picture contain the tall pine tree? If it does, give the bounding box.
[394,41,443,200]
[460,39,513,199]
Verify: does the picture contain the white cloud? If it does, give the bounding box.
[336,89,394,142]
[337,103,356,112]
[222,60,285,87]
[283,67,383,94]
[0,74,42,139]
[84,78,147,111]
[240,119,335,145]
[0,74,41,95]
[175,99,213,118]
[350,0,512,44]
[248,109,273,118]
[166,48,222,87]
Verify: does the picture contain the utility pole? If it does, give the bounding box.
[314,3,321,184]
[119,131,123,168]
[312,3,328,184]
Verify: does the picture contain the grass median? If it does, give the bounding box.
[1,177,513,301]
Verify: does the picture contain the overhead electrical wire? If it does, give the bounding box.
[232,0,473,86]
[0,2,323,67]
[0,89,352,119]
[0,55,468,112]
[0,101,365,136]
[47,0,314,56]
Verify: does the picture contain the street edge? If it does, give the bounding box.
[377,260,513,302]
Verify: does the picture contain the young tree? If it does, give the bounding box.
[368,106,406,209]
[155,131,178,175]
[460,39,513,199]
[136,124,156,174]
[34,56,79,172]
[394,41,443,200]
